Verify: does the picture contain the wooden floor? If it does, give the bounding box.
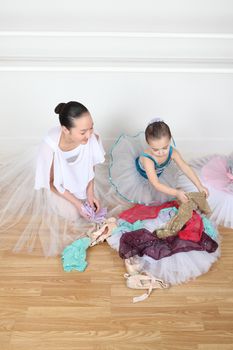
[0,227,232,350]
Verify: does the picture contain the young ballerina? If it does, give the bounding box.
[109,118,209,205]
[0,101,106,256]
[107,118,220,290]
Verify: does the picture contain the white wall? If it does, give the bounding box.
[0,0,233,157]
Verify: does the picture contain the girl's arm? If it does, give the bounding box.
[172,149,209,196]
[143,157,188,202]
[49,159,89,218]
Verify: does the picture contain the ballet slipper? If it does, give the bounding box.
[124,273,169,303]
[90,217,117,247]
[125,257,144,275]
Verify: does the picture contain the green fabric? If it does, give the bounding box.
[202,216,218,241]
[62,237,91,272]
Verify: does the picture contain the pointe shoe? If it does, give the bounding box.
[124,272,169,303]
[125,257,144,275]
[89,217,117,247]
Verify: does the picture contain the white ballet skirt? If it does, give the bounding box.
[107,219,220,285]
[176,154,233,229]
[109,132,190,205]
[0,126,129,256]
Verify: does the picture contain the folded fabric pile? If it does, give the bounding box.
[61,193,220,304]
[107,192,220,301]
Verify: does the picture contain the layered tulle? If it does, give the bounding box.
[0,145,129,256]
[107,216,220,285]
[126,248,220,285]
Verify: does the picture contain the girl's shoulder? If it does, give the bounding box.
[90,132,104,146]
[43,126,61,150]
[140,149,157,165]
[94,133,99,141]
[46,126,61,141]
[142,148,153,156]
[89,131,105,152]
[170,147,181,159]
[89,132,106,163]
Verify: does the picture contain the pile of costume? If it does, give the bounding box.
[61,192,220,303]
[107,192,220,302]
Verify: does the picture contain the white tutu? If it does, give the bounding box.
[177,154,233,228]
[109,132,184,205]
[107,219,220,285]
[0,145,129,256]
[126,248,220,285]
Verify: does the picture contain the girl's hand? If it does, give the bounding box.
[176,189,189,203]
[87,196,100,213]
[75,201,91,220]
[198,185,209,198]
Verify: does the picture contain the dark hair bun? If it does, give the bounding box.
[54,102,66,115]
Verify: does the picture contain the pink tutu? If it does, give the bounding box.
[177,153,233,228]
[202,156,233,193]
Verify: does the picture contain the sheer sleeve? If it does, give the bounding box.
[34,140,54,191]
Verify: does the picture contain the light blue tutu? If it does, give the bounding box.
[109,132,181,205]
